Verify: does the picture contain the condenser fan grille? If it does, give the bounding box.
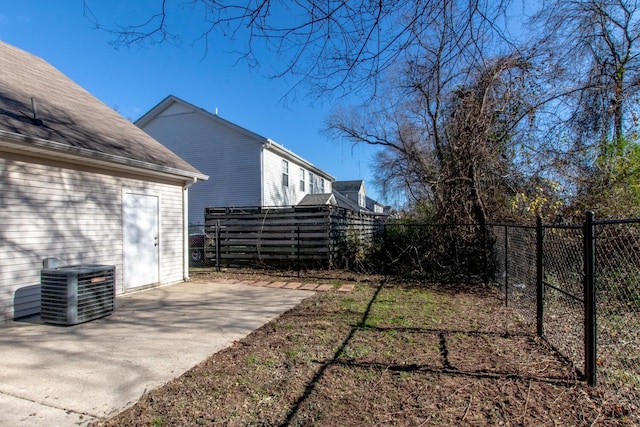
[41,265,116,325]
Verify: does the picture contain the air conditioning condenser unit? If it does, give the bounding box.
[40,264,116,325]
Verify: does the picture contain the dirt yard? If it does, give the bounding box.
[99,270,634,426]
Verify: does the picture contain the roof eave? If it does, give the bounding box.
[0,130,209,182]
[265,139,335,181]
[134,95,177,128]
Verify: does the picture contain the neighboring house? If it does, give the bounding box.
[366,196,386,214]
[332,180,368,211]
[136,95,335,225]
[301,179,388,217]
[332,180,388,215]
[0,42,207,321]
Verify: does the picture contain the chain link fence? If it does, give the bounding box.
[594,220,640,417]
[376,222,490,283]
[191,219,493,281]
[541,225,585,376]
[494,217,640,421]
[188,224,209,268]
[492,225,537,330]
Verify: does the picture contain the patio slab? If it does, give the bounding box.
[0,280,310,426]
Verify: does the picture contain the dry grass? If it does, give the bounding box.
[99,271,636,426]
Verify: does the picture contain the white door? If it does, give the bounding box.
[123,192,160,290]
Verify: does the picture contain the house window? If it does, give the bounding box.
[319,178,325,193]
[282,159,289,187]
[359,192,365,207]
[299,167,305,192]
[309,172,315,193]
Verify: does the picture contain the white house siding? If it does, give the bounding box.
[263,149,295,206]
[139,104,262,224]
[0,151,185,321]
[157,184,184,285]
[358,187,366,208]
[263,149,335,207]
[318,178,332,194]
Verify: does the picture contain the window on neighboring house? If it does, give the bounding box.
[359,192,365,207]
[299,167,305,192]
[319,178,325,193]
[282,159,289,187]
[309,172,315,193]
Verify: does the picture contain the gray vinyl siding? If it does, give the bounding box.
[0,151,185,322]
[140,104,262,224]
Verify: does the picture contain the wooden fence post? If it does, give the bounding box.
[297,226,301,278]
[215,219,221,272]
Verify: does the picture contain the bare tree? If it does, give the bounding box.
[84,0,511,98]
[534,4,640,158]
[326,0,535,224]
[90,0,585,222]
[530,0,640,217]
[436,55,532,226]
[329,99,437,210]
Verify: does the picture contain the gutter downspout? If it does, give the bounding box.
[183,177,198,281]
[260,141,267,206]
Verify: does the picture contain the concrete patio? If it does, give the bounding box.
[0,279,314,426]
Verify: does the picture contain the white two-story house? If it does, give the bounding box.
[136,95,335,225]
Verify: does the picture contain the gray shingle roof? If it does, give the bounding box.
[297,193,336,206]
[332,190,364,212]
[332,180,364,192]
[0,41,205,179]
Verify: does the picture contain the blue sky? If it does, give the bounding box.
[0,1,382,202]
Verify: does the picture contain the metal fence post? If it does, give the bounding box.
[383,223,388,281]
[481,226,489,285]
[536,216,544,337]
[584,211,596,386]
[504,225,509,307]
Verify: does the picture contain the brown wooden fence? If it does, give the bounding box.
[203,206,384,268]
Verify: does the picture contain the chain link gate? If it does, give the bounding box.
[493,213,640,421]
